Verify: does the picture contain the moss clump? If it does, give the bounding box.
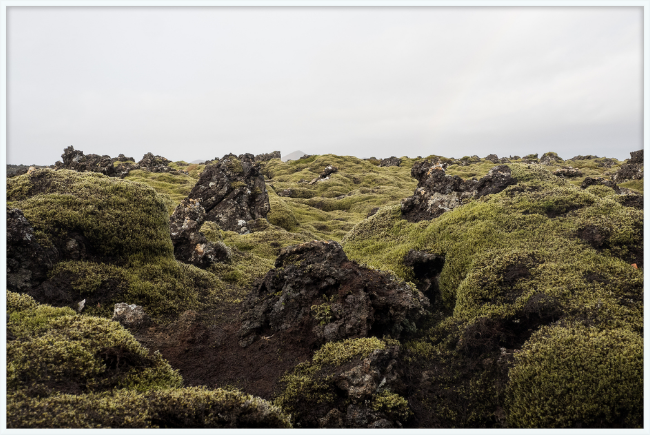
[312,337,385,366]
[7,169,173,260]
[227,158,244,174]
[7,291,182,396]
[8,386,292,428]
[506,324,643,428]
[372,391,412,421]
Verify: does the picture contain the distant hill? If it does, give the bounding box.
[189,159,207,164]
[282,150,306,162]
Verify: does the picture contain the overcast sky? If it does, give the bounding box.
[7,6,643,165]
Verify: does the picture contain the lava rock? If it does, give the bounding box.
[581,177,620,193]
[613,150,643,183]
[553,167,582,178]
[485,154,500,164]
[309,165,338,185]
[55,146,120,176]
[540,152,563,165]
[239,241,428,348]
[186,154,270,233]
[401,163,516,223]
[7,208,59,292]
[112,303,151,329]
[169,198,231,267]
[403,250,445,302]
[380,157,402,167]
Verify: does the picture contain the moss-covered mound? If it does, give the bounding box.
[7,291,182,397]
[7,292,291,429]
[343,162,643,427]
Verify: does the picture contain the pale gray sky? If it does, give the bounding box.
[7,6,643,165]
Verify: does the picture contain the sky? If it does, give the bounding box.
[6,6,644,165]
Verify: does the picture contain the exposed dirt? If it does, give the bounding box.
[133,305,312,400]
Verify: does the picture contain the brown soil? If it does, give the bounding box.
[133,304,312,400]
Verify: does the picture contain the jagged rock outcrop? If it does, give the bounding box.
[540,152,563,165]
[169,198,231,267]
[553,167,582,178]
[309,165,338,185]
[54,147,186,178]
[485,154,500,164]
[254,151,281,162]
[239,241,428,348]
[613,150,643,183]
[401,163,516,222]
[380,157,401,167]
[7,208,59,292]
[186,154,270,234]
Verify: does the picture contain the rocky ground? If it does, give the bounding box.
[5,148,644,428]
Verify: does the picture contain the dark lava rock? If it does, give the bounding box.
[401,163,516,223]
[7,164,52,178]
[553,167,582,178]
[186,153,270,234]
[540,152,563,165]
[254,151,281,162]
[614,150,643,183]
[7,208,59,292]
[619,194,643,209]
[485,154,500,164]
[581,177,620,193]
[55,146,122,176]
[169,198,231,267]
[380,157,401,167]
[239,241,428,348]
[309,165,338,185]
[112,302,151,330]
[569,154,598,161]
[403,250,445,303]
[137,152,172,173]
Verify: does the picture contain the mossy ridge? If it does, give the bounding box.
[123,168,200,215]
[7,169,174,260]
[506,324,643,428]
[7,291,182,396]
[343,162,642,427]
[8,386,292,428]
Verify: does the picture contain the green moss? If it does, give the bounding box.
[267,188,300,232]
[8,169,174,259]
[506,324,643,428]
[227,158,244,174]
[618,179,643,193]
[7,291,182,396]
[123,169,198,215]
[8,386,292,428]
[312,337,385,366]
[372,391,412,421]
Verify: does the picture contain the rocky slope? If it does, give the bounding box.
[6,147,643,428]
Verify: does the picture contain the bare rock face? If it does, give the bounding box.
[187,154,270,234]
[7,208,59,292]
[239,241,428,348]
[169,198,231,267]
[553,167,582,178]
[112,303,151,329]
[254,151,281,162]
[401,163,516,223]
[137,152,172,173]
[613,150,644,183]
[380,157,402,167]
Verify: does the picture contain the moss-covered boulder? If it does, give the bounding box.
[274,337,409,428]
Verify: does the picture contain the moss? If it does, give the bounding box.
[372,391,412,421]
[8,386,292,428]
[7,291,182,396]
[230,181,246,189]
[618,179,643,193]
[274,337,389,418]
[227,158,244,174]
[123,169,198,215]
[267,188,300,232]
[506,324,643,428]
[8,169,174,259]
